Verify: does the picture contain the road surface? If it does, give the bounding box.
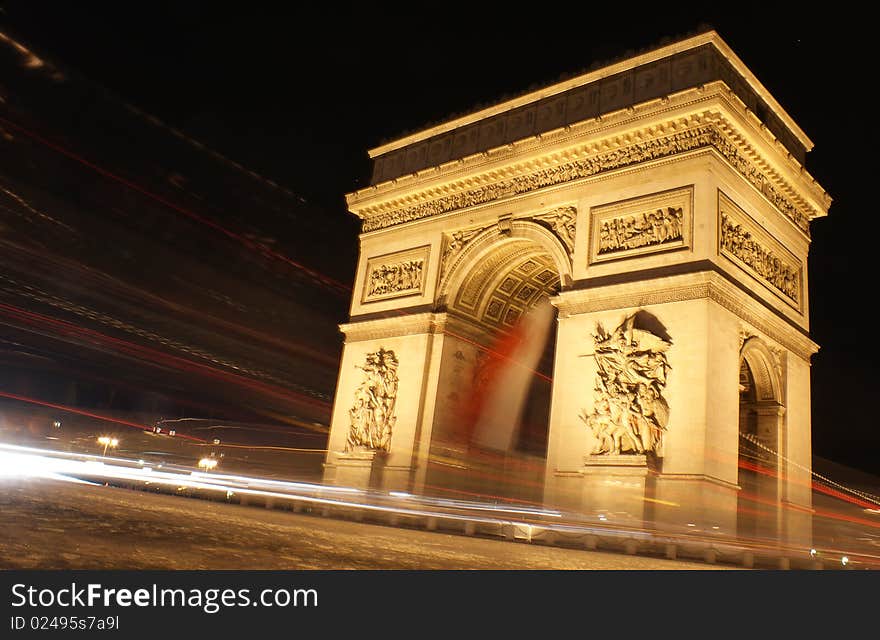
[0,477,724,570]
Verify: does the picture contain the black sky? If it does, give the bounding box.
[1,4,876,472]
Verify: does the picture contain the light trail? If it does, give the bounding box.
[2,441,879,567]
[0,125,557,404]
[0,277,327,402]
[0,114,351,296]
[197,443,326,454]
[0,231,339,368]
[0,393,327,452]
[739,432,880,508]
[441,326,554,384]
[166,419,327,438]
[0,442,559,529]
[0,301,330,411]
[2,57,571,425]
[0,389,206,441]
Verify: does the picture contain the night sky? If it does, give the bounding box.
[1,5,876,473]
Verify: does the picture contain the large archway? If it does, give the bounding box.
[424,223,569,503]
[327,33,822,544]
[737,337,785,542]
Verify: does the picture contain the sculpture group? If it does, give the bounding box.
[598,206,684,255]
[720,213,799,303]
[347,348,399,452]
[581,314,672,455]
[367,260,424,297]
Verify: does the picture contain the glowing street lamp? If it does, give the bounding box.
[198,457,218,473]
[97,436,119,457]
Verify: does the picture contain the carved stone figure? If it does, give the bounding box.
[580,314,672,455]
[720,213,799,303]
[439,226,488,281]
[597,206,684,255]
[346,348,399,452]
[367,259,423,298]
[535,206,577,256]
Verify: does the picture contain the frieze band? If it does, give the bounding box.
[360,121,812,235]
[718,192,801,307]
[720,213,799,304]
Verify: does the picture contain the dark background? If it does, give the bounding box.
[0,4,875,472]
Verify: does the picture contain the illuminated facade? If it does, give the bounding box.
[324,31,830,544]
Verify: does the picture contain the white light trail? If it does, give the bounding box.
[0,443,561,528]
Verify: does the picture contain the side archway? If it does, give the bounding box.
[737,336,785,542]
[741,337,782,404]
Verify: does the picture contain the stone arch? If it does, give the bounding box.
[420,219,568,501]
[737,335,785,541]
[740,337,783,404]
[437,219,573,310]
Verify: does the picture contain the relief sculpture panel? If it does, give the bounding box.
[439,226,487,283]
[362,246,429,303]
[346,348,399,452]
[718,191,801,309]
[534,206,577,257]
[580,313,672,456]
[589,187,692,264]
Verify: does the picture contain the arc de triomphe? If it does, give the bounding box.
[322,31,830,544]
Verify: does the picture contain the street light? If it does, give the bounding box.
[198,457,218,473]
[97,436,119,457]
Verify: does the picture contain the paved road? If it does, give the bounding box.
[0,478,724,570]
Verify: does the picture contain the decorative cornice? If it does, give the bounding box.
[357,114,817,236]
[360,120,713,231]
[340,312,445,342]
[551,271,818,360]
[654,473,741,491]
[341,311,498,346]
[710,120,812,235]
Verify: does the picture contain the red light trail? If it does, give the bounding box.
[0,114,351,296]
[0,389,205,442]
[0,301,330,411]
